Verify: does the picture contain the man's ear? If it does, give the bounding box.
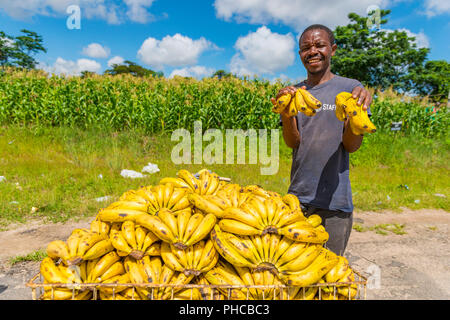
[331,43,337,56]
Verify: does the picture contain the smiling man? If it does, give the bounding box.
[271,24,373,256]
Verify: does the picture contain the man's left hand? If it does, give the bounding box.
[351,87,372,111]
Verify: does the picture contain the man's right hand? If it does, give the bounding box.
[270,85,306,118]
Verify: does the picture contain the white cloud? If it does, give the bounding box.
[229,26,296,77]
[423,0,450,17]
[137,34,217,70]
[82,43,110,59]
[214,0,389,31]
[124,0,156,23]
[0,0,157,24]
[399,29,430,48]
[107,56,125,68]
[39,57,101,76]
[169,66,215,79]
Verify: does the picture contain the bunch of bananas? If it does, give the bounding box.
[271,88,322,117]
[161,239,219,276]
[204,260,284,300]
[37,168,360,300]
[335,91,377,136]
[109,221,160,259]
[134,208,217,249]
[97,184,192,222]
[124,255,194,300]
[46,228,114,266]
[159,169,221,195]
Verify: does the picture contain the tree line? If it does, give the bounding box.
[0,11,448,102]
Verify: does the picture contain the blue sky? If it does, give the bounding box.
[0,0,448,82]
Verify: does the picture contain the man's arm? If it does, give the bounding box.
[281,114,300,149]
[342,86,373,153]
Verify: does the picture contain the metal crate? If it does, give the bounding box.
[26,268,367,300]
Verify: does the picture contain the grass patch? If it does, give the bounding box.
[9,249,47,265]
[352,223,407,235]
[0,124,448,227]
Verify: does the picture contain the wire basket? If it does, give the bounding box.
[26,268,367,300]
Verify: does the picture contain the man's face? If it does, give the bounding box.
[299,29,336,75]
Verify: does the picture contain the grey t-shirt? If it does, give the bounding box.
[281,75,369,213]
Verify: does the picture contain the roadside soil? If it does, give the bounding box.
[0,208,449,300]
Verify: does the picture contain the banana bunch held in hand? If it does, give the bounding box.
[335,91,376,136]
[272,88,322,117]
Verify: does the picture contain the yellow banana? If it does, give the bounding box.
[159,177,191,189]
[135,186,160,213]
[90,219,111,235]
[298,88,322,109]
[176,208,191,242]
[282,194,301,211]
[278,220,329,243]
[160,241,184,272]
[167,187,188,210]
[219,219,262,236]
[280,248,339,287]
[222,207,262,230]
[307,214,322,228]
[210,225,256,268]
[107,200,149,213]
[335,91,376,135]
[40,257,70,284]
[98,273,130,295]
[287,98,298,117]
[272,93,292,113]
[187,193,224,217]
[97,208,145,223]
[97,261,125,282]
[134,213,176,244]
[145,242,161,256]
[82,238,114,261]
[184,213,216,247]
[277,244,323,273]
[157,208,179,240]
[153,185,165,209]
[163,183,174,208]
[110,228,133,256]
[88,251,120,282]
[177,169,199,192]
[205,172,220,195]
[46,240,71,265]
[224,233,258,264]
[275,241,308,267]
[181,213,204,244]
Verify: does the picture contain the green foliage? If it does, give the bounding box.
[0,29,47,69]
[332,11,430,94]
[104,60,163,78]
[405,60,450,102]
[0,69,447,138]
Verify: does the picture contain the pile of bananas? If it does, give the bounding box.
[271,88,322,117]
[335,91,377,136]
[38,168,360,300]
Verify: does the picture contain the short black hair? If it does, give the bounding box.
[299,24,335,45]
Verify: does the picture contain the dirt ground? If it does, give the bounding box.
[0,208,449,300]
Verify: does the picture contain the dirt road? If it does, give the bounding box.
[0,208,449,300]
